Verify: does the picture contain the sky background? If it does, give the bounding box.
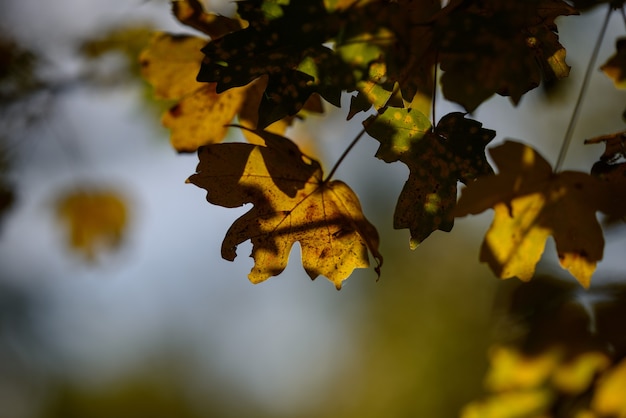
[1,1,625,417]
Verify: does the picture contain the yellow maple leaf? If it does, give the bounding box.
[139,33,247,152]
[592,357,626,417]
[56,189,127,261]
[186,130,382,289]
[455,140,617,287]
[139,33,320,152]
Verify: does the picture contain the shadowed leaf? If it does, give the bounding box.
[435,0,575,111]
[187,130,382,289]
[366,111,494,247]
[455,141,624,287]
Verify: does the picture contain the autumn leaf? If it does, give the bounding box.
[462,345,613,418]
[365,110,494,248]
[56,189,128,261]
[454,140,620,287]
[340,0,439,118]
[601,38,626,89]
[187,129,382,289]
[434,0,575,111]
[139,33,245,152]
[585,130,626,222]
[139,32,322,152]
[591,357,626,417]
[197,0,352,128]
[171,0,242,39]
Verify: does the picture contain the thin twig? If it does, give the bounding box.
[554,4,612,172]
[432,52,439,126]
[323,128,367,183]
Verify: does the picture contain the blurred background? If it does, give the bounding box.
[1,1,625,417]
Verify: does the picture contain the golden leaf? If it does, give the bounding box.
[140,33,309,152]
[455,141,618,287]
[592,358,626,417]
[139,32,246,152]
[56,189,127,261]
[186,130,382,289]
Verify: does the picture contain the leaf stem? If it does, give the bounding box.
[432,52,439,126]
[323,127,367,183]
[554,4,612,172]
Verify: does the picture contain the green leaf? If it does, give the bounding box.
[364,107,432,162]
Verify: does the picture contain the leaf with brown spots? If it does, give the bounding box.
[197,0,354,128]
[139,33,316,152]
[365,110,494,247]
[454,140,622,287]
[186,129,382,289]
[434,0,576,111]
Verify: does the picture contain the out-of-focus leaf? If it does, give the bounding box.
[463,345,613,418]
[171,0,242,39]
[601,38,626,89]
[140,32,247,152]
[80,26,154,68]
[585,130,626,222]
[187,129,382,289]
[140,32,321,152]
[455,141,623,287]
[366,111,494,248]
[591,358,626,417]
[485,345,561,392]
[0,36,40,101]
[553,352,610,394]
[56,189,128,261]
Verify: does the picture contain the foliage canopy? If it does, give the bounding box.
[138,0,626,289]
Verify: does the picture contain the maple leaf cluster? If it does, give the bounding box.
[139,0,626,289]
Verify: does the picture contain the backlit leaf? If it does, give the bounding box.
[140,32,247,152]
[455,141,621,287]
[366,111,494,247]
[187,129,382,289]
[56,189,128,261]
